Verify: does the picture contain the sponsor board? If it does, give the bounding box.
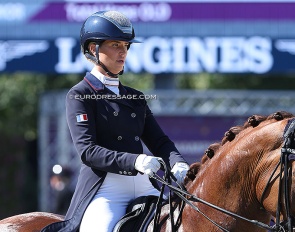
[1,36,295,74]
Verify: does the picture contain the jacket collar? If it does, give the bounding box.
[84,73,135,109]
[84,72,133,109]
[84,72,104,91]
[84,72,128,95]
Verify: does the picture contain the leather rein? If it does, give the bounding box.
[152,119,295,232]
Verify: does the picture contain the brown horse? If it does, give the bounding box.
[148,111,295,232]
[1,111,295,232]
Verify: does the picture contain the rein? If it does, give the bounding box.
[153,161,185,232]
[152,119,295,232]
[152,170,275,232]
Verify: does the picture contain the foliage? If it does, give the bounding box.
[0,73,82,139]
[0,72,81,219]
[176,73,295,90]
[120,72,155,90]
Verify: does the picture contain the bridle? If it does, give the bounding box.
[152,119,295,232]
[270,119,295,231]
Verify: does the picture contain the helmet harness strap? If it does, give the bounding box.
[85,44,124,78]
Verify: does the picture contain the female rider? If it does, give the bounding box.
[41,10,189,232]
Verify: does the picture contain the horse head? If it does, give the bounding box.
[183,111,295,232]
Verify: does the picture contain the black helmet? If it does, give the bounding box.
[80,10,141,54]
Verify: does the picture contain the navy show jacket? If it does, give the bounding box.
[41,72,187,231]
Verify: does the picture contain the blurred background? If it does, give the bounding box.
[1,0,295,219]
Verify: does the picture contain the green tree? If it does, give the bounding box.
[177,73,295,90]
[0,73,81,218]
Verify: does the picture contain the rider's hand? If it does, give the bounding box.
[171,162,190,184]
[135,154,162,177]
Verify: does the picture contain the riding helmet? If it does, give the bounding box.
[80,10,141,54]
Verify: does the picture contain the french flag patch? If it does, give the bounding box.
[76,114,88,122]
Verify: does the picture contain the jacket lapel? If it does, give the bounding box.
[84,72,104,91]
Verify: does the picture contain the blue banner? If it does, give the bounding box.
[2,36,295,74]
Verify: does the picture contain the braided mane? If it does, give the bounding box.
[184,111,294,185]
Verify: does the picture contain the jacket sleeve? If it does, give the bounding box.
[141,104,188,169]
[66,87,139,176]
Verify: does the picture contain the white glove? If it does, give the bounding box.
[135,154,162,176]
[171,162,190,184]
